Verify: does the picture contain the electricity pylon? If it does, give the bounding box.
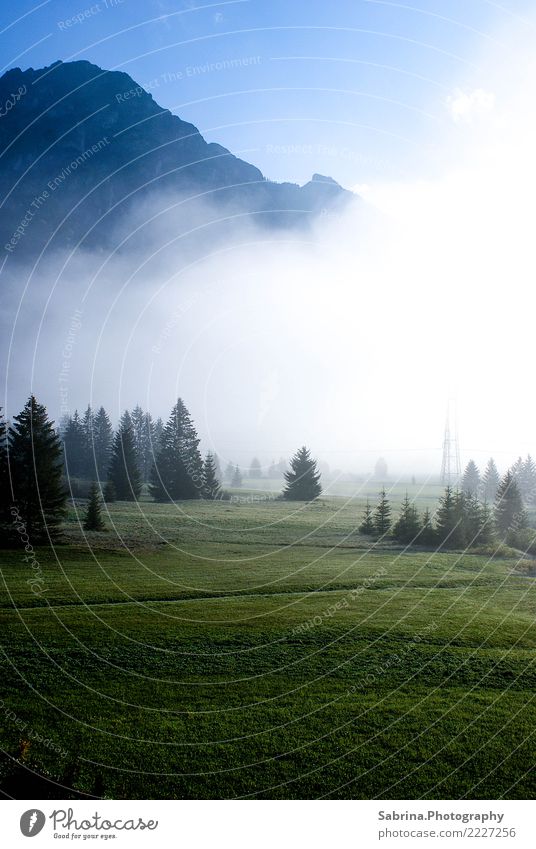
[440,400,461,486]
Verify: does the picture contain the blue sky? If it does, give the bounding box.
[0,0,532,186]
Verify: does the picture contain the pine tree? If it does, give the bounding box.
[153,417,164,446]
[461,460,480,497]
[392,493,421,543]
[231,465,243,488]
[62,411,86,479]
[373,488,391,536]
[374,457,388,480]
[131,407,157,483]
[130,405,146,479]
[92,407,113,480]
[462,492,484,545]
[149,399,203,501]
[476,502,495,546]
[359,499,375,535]
[283,446,322,501]
[435,486,465,549]
[419,508,436,546]
[519,455,536,504]
[0,409,11,544]
[8,396,66,542]
[481,458,500,503]
[107,411,142,501]
[495,471,524,536]
[249,457,262,478]
[203,453,222,499]
[83,482,106,531]
[81,404,94,478]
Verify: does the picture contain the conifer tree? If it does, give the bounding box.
[149,399,203,501]
[92,406,113,480]
[481,458,500,503]
[476,502,495,546]
[419,508,436,546]
[519,455,536,504]
[81,404,94,478]
[8,396,66,542]
[203,453,222,499]
[435,486,465,549]
[0,409,11,544]
[461,460,480,497]
[224,462,235,483]
[283,446,322,501]
[107,411,142,501]
[462,492,484,545]
[373,488,391,536]
[62,411,86,478]
[231,465,243,488]
[131,406,157,482]
[495,471,524,536]
[103,480,116,503]
[83,482,106,531]
[392,493,421,543]
[359,499,375,535]
[249,457,262,478]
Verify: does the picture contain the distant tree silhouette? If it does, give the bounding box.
[283,446,322,501]
[392,493,421,543]
[461,460,480,497]
[495,471,524,536]
[374,457,388,481]
[231,465,243,488]
[107,412,142,501]
[149,399,203,501]
[92,406,113,480]
[249,457,262,478]
[373,488,391,535]
[203,453,222,500]
[359,499,375,535]
[481,458,500,503]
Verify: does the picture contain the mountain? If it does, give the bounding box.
[0,60,351,260]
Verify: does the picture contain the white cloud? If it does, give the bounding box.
[446,88,495,123]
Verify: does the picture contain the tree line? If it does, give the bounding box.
[0,396,323,544]
[361,472,530,549]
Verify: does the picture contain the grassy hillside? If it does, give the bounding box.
[0,497,534,799]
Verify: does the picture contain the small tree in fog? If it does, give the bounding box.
[283,447,322,501]
[481,458,500,503]
[84,482,106,531]
[231,465,243,488]
[373,488,391,536]
[249,457,262,478]
[461,460,480,497]
[203,453,221,500]
[374,457,388,480]
[359,500,375,535]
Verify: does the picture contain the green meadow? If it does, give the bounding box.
[1,495,535,799]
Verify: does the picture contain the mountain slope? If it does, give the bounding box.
[0,60,351,259]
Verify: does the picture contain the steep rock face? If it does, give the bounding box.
[0,60,351,259]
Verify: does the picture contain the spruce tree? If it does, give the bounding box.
[231,465,243,488]
[283,446,322,501]
[476,502,495,546]
[373,488,391,536]
[435,486,465,549]
[462,492,484,545]
[461,460,480,497]
[224,462,235,483]
[92,406,113,480]
[81,405,94,478]
[149,399,203,501]
[481,458,500,503]
[103,480,116,503]
[495,471,524,536]
[392,493,421,544]
[62,411,86,478]
[249,457,262,478]
[83,482,106,531]
[359,500,375,535]
[203,453,222,499]
[419,508,436,546]
[8,396,66,542]
[0,409,11,544]
[107,411,142,501]
[519,455,536,504]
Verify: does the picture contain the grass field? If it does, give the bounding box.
[1,494,535,799]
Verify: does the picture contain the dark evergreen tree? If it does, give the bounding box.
[231,465,243,488]
[83,482,106,531]
[283,446,322,501]
[131,406,157,482]
[8,396,66,542]
[92,406,113,480]
[392,493,421,543]
[0,409,11,544]
[461,460,480,497]
[419,508,436,546]
[62,411,86,478]
[153,417,164,446]
[481,458,500,503]
[435,486,465,549]
[373,488,391,536]
[495,471,524,536]
[462,492,485,544]
[107,411,142,501]
[249,457,262,478]
[476,502,495,546]
[81,404,94,478]
[149,399,203,501]
[203,453,222,500]
[359,500,375,535]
